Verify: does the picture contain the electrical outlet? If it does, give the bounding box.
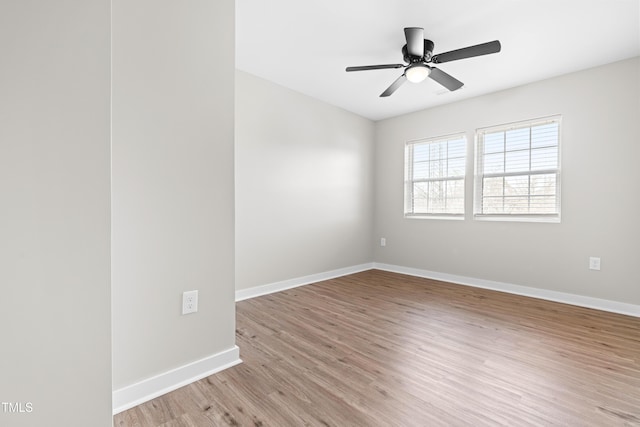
[589,257,601,271]
[380,237,386,247]
[182,290,198,315]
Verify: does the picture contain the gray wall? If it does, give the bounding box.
[235,71,375,291]
[112,0,236,389]
[374,57,640,305]
[0,1,112,426]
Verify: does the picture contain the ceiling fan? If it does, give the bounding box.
[346,27,501,97]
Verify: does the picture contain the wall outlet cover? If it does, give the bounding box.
[182,290,198,315]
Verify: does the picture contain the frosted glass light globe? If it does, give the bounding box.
[405,64,430,83]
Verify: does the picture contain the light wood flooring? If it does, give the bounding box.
[114,270,640,426]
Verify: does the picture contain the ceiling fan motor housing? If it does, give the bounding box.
[403,39,435,63]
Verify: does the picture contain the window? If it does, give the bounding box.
[404,134,466,218]
[474,116,561,222]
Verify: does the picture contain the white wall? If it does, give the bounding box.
[0,1,112,426]
[112,0,236,393]
[374,57,640,305]
[235,71,375,291]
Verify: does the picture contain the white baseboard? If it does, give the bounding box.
[235,263,374,301]
[235,261,639,317]
[112,345,241,415]
[373,263,640,318]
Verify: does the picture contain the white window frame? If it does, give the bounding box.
[404,133,467,219]
[474,115,561,223]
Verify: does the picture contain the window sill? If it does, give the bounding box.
[473,214,560,223]
[404,214,465,221]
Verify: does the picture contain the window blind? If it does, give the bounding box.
[474,116,561,221]
[405,134,467,217]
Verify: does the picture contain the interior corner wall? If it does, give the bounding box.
[374,57,640,305]
[235,71,375,291]
[0,1,112,426]
[112,0,236,391]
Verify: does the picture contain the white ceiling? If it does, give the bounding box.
[236,0,640,121]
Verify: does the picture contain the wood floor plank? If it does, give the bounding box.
[114,270,640,426]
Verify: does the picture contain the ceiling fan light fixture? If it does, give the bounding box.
[345,28,501,97]
[405,64,430,83]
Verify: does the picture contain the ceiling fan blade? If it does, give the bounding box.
[404,27,424,58]
[431,40,501,64]
[380,74,407,97]
[346,64,405,72]
[429,67,464,91]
